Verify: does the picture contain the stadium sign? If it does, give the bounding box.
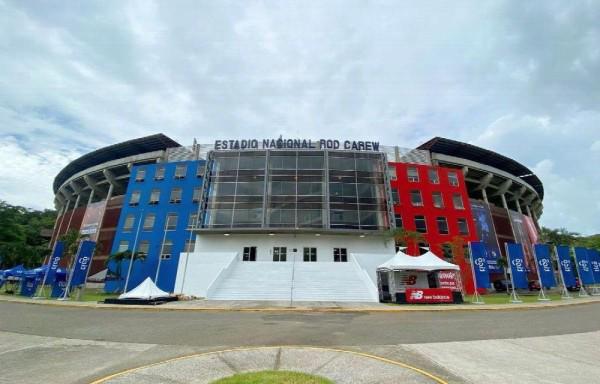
[214,138,381,151]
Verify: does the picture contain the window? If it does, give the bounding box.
[407,166,419,182]
[135,168,145,182]
[160,239,173,259]
[243,246,257,261]
[452,193,464,210]
[414,215,427,233]
[175,164,187,179]
[143,213,155,231]
[334,248,347,262]
[273,246,287,262]
[391,189,400,204]
[428,169,439,184]
[184,239,196,253]
[149,189,160,204]
[410,190,423,206]
[137,240,149,256]
[436,216,449,235]
[303,247,317,262]
[154,167,165,181]
[192,187,201,203]
[196,163,205,178]
[170,188,182,203]
[129,191,140,206]
[458,218,469,235]
[394,214,403,228]
[432,192,444,208]
[118,240,129,252]
[448,171,459,187]
[188,213,197,228]
[166,213,178,230]
[123,214,135,232]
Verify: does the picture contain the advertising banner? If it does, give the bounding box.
[469,242,490,289]
[405,288,454,303]
[437,271,459,290]
[506,243,529,289]
[588,249,600,283]
[70,241,96,286]
[394,271,429,289]
[45,241,64,284]
[508,211,535,272]
[470,200,502,271]
[533,244,556,288]
[79,201,107,242]
[574,247,595,285]
[556,245,577,287]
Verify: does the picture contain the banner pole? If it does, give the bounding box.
[59,241,83,301]
[123,209,143,293]
[34,241,58,299]
[572,247,589,297]
[468,242,484,304]
[505,243,522,304]
[554,246,572,300]
[154,219,169,286]
[533,244,550,301]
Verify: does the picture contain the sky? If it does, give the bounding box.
[0,0,599,234]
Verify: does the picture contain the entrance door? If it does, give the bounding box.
[303,247,317,262]
[273,247,287,262]
[243,246,257,261]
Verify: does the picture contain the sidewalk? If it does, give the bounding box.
[2,293,600,312]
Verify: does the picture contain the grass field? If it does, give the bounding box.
[0,287,117,302]
[211,371,333,384]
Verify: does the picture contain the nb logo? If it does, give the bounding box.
[409,291,423,300]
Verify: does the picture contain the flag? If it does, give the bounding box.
[506,243,529,289]
[70,241,96,286]
[556,245,576,287]
[469,242,490,289]
[574,247,595,285]
[534,244,556,288]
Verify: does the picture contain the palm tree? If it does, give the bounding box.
[386,228,425,254]
[59,229,88,269]
[105,250,147,292]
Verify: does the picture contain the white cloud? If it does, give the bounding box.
[0,0,599,234]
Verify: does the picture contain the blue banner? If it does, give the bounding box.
[506,243,529,289]
[556,245,577,287]
[533,244,556,288]
[45,241,64,284]
[470,200,503,272]
[589,249,600,283]
[574,247,596,285]
[470,242,490,288]
[70,241,96,286]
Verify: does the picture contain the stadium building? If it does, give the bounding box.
[50,134,544,301]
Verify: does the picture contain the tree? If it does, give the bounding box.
[105,250,147,292]
[539,227,579,246]
[386,228,425,254]
[59,229,88,268]
[0,200,56,268]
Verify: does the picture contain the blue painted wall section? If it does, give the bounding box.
[105,160,204,293]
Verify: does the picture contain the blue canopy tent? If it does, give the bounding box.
[2,265,25,293]
[3,264,25,278]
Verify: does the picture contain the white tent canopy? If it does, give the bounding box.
[377,249,460,271]
[118,277,171,300]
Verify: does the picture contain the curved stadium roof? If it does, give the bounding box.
[53,134,181,193]
[418,137,544,199]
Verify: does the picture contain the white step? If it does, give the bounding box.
[208,261,376,302]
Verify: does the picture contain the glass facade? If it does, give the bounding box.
[200,149,391,231]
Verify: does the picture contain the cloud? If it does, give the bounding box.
[0,0,599,234]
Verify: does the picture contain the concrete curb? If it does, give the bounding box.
[2,294,600,313]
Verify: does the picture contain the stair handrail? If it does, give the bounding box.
[349,254,379,301]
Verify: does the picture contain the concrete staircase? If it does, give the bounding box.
[208,261,376,302]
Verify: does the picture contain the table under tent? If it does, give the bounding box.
[376,249,464,304]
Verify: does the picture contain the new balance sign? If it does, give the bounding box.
[405,288,454,303]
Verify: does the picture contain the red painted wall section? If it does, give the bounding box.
[389,162,479,294]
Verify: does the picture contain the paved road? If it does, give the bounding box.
[2,301,600,384]
[2,301,600,346]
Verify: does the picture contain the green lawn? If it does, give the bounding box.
[1,287,117,302]
[464,292,570,304]
[211,371,333,384]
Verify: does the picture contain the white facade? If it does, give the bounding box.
[174,233,395,301]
